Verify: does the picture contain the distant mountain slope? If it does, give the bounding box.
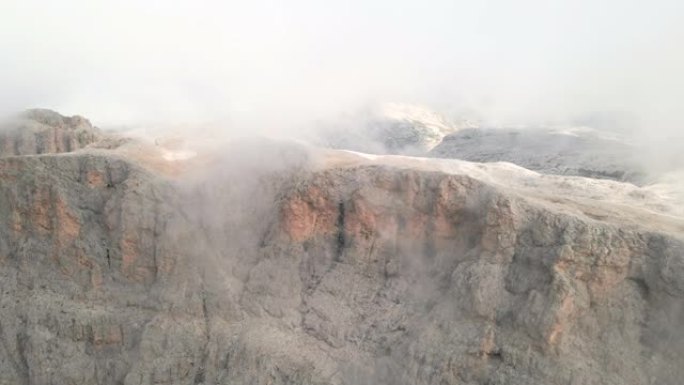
[429,127,652,184]
[316,103,465,155]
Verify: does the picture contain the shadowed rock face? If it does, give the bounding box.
[0,128,682,384]
[0,109,100,157]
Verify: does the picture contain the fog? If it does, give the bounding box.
[0,3,683,383]
[1,0,683,140]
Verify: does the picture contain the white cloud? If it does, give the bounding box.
[0,0,682,138]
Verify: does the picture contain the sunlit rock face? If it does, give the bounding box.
[0,109,101,156]
[0,111,682,385]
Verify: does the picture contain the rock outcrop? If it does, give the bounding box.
[0,109,100,157]
[0,114,682,384]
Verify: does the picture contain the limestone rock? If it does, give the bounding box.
[0,116,682,384]
[0,109,101,157]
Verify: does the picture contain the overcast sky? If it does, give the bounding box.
[1,0,682,135]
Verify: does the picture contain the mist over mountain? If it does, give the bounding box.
[0,108,681,385]
[2,0,684,384]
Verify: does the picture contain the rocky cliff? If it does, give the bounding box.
[0,109,101,157]
[0,111,682,384]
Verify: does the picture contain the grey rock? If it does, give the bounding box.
[0,125,682,384]
[429,128,650,184]
[0,109,100,157]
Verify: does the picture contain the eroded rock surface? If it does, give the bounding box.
[0,128,682,384]
[0,109,101,157]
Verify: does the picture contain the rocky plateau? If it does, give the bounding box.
[0,109,682,384]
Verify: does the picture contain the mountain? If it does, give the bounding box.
[0,110,682,384]
[315,103,465,155]
[0,109,101,156]
[429,127,652,184]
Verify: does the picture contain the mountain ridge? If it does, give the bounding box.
[0,109,682,384]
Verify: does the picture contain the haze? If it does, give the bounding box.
[1,0,682,138]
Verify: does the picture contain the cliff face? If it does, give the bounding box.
[0,115,682,384]
[0,109,100,157]
[267,163,684,385]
